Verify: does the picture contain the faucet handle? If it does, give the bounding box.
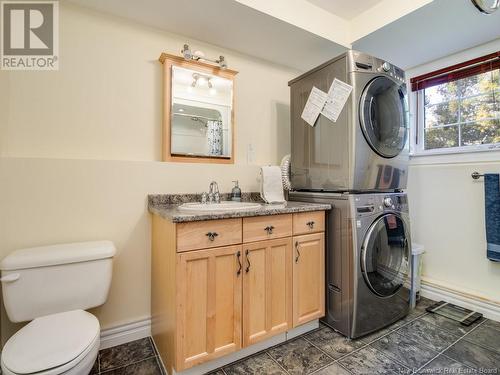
[208,181,219,203]
[201,192,208,204]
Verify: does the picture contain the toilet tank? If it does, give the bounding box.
[0,241,116,323]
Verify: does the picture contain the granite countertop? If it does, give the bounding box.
[148,193,331,223]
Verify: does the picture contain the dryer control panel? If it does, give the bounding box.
[349,51,405,83]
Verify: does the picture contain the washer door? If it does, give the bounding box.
[360,76,408,158]
[361,213,409,297]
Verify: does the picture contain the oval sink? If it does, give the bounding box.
[179,201,262,211]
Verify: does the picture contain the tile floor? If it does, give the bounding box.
[91,337,164,374]
[92,297,500,374]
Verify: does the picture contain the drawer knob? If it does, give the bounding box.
[306,221,315,229]
[264,225,275,234]
[206,232,219,241]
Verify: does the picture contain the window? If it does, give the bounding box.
[411,52,500,154]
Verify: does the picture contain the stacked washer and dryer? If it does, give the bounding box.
[288,51,412,339]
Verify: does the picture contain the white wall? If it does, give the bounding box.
[0,2,298,344]
[407,39,500,303]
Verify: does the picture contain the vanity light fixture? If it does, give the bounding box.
[181,44,192,60]
[181,44,228,69]
[191,73,216,95]
[218,56,227,69]
[207,78,217,95]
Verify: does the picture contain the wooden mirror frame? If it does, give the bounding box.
[159,53,238,163]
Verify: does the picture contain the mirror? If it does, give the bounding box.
[171,66,233,158]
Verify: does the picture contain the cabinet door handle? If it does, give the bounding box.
[245,249,251,273]
[264,225,275,234]
[295,241,301,263]
[306,221,315,229]
[206,232,219,241]
[236,251,242,276]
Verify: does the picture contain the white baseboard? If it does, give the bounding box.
[420,281,500,322]
[100,317,151,350]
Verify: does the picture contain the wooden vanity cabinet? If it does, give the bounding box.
[176,218,242,252]
[242,238,292,347]
[176,245,242,369]
[292,233,325,327]
[151,211,326,374]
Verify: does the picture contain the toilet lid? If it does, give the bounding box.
[2,310,100,374]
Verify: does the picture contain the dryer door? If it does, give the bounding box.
[361,213,409,297]
[360,77,408,158]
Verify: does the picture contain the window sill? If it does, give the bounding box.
[410,145,500,165]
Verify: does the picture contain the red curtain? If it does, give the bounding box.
[410,51,500,92]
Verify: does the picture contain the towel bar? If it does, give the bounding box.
[472,171,484,179]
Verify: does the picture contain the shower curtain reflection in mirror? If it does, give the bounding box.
[207,120,223,155]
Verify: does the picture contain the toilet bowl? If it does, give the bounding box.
[1,310,100,375]
[0,241,115,375]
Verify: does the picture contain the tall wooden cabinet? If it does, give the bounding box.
[151,211,326,374]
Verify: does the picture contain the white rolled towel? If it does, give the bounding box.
[260,166,286,204]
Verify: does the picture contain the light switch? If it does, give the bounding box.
[247,143,255,164]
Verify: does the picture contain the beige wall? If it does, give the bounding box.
[407,39,500,303]
[0,3,298,344]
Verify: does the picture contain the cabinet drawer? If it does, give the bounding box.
[293,211,325,235]
[176,218,242,252]
[243,214,292,243]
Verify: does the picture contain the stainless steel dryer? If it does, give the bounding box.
[290,191,411,339]
[289,50,409,192]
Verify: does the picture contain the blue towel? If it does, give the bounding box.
[485,173,500,262]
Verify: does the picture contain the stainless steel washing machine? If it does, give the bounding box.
[290,191,411,339]
[289,50,409,192]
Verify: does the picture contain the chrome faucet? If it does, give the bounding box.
[207,181,220,204]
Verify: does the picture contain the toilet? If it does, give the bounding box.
[0,241,116,375]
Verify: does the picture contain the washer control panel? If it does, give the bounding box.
[354,193,408,217]
[383,197,393,207]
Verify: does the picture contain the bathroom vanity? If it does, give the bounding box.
[148,195,330,374]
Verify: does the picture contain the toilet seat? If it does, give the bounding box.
[1,310,100,375]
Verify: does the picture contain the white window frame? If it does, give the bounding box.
[410,74,500,157]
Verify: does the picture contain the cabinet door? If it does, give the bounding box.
[293,233,325,327]
[243,238,292,347]
[176,245,243,371]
